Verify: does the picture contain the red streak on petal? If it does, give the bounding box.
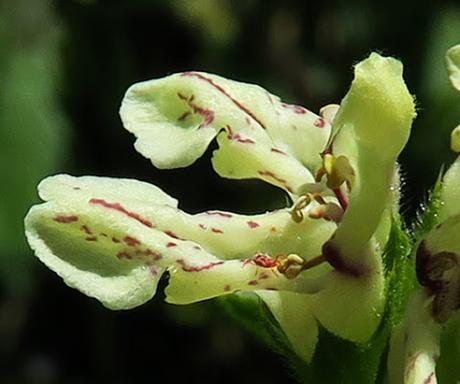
[257,170,293,192]
[211,228,223,234]
[247,220,259,229]
[281,103,307,114]
[178,111,191,121]
[176,259,224,272]
[165,230,179,239]
[258,170,286,183]
[176,92,214,128]
[80,225,92,235]
[228,132,255,144]
[205,211,233,218]
[314,118,326,128]
[89,198,154,228]
[248,280,258,286]
[424,373,434,384]
[85,236,98,241]
[53,215,79,223]
[224,284,231,292]
[259,272,270,280]
[181,72,267,129]
[225,125,256,144]
[144,249,162,260]
[112,237,120,243]
[123,236,141,247]
[198,223,207,230]
[117,251,132,259]
[166,242,177,248]
[270,147,287,155]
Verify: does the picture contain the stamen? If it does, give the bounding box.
[307,202,344,223]
[316,153,354,210]
[290,194,312,223]
[276,254,327,279]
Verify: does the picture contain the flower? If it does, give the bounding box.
[387,44,460,384]
[416,44,460,324]
[25,53,415,362]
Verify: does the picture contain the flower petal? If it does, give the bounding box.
[388,291,441,384]
[38,173,178,207]
[26,175,336,308]
[38,175,336,261]
[119,71,330,194]
[165,258,330,304]
[311,53,414,341]
[330,53,416,263]
[211,131,314,195]
[311,244,385,342]
[447,44,460,91]
[25,201,165,310]
[256,291,318,362]
[425,214,460,256]
[440,155,460,221]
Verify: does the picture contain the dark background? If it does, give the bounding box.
[1,0,460,383]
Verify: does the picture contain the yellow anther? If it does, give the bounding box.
[277,254,305,279]
[451,124,460,153]
[307,205,327,220]
[317,154,354,190]
[308,202,344,223]
[290,194,312,223]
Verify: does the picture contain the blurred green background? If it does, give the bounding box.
[1,0,460,383]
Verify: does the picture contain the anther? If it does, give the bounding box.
[290,194,312,223]
[276,254,306,279]
[321,154,354,190]
[307,202,344,223]
[315,153,354,210]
